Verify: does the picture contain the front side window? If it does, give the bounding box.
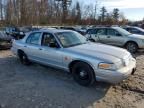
[97,29,106,35]
[26,32,41,45]
[114,27,131,36]
[129,28,140,34]
[41,33,58,47]
[107,29,121,36]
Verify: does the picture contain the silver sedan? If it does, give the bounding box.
[11,29,136,86]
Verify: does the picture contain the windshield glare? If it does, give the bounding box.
[55,31,87,48]
[114,27,131,36]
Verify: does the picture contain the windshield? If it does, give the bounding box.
[55,31,87,48]
[135,27,144,32]
[114,27,131,36]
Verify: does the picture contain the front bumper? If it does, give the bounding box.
[11,47,17,55]
[95,60,136,84]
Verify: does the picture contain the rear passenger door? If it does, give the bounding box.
[24,32,42,61]
[87,29,98,41]
[96,28,108,44]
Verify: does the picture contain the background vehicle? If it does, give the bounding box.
[19,26,39,33]
[5,26,25,40]
[86,27,144,53]
[0,31,13,42]
[11,29,136,86]
[0,31,13,49]
[122,26,144,35]
[60,26,86,35]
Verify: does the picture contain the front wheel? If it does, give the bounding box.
[18,51,30,65]
[125,42,138,53]
[72,62,96,86]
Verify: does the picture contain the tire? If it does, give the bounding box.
[18,51,30,65]
[72,62,96,86]
[125,42,138,53]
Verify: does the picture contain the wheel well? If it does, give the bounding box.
[17,49,24,56]
[124,41,139,48]
[89,39,95,42]
[69,60,94,73]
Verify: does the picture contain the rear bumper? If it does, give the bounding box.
[95,60,136,84]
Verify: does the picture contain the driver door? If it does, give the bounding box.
[39,32,63,68]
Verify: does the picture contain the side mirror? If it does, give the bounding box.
[116,33,122,36]
[49,42,59,48]
[20,32,24,35]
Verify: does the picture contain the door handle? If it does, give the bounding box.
[24,45,27,47]
[107,36,111,38]
[39,48,43,50]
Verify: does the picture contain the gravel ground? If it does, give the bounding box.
[0,50,143,108]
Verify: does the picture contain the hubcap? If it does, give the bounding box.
[77,68,88,80]
[79,71,87,77]
[127,43,136,52]
[22,55,26,61]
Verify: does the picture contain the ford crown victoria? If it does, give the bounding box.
[11,29,136,86]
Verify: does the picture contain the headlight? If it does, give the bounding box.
[98,63,116,70]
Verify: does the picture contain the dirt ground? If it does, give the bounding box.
[0,50,143,108]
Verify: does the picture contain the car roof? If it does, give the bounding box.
[88,26,118,29]
[123,26,139,29]
[33,29,74,34]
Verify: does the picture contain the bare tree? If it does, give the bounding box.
[0,0,3,21]
[1,0,127,26]
[100,6,107,22]
[113,8,119,24]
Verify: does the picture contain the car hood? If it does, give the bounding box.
[128,34,144,39]
[66,43,130,63]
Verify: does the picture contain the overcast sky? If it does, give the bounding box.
[77,0,144,21]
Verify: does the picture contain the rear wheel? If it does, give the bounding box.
[125,42,138,53]
[72,62,96,86]
[18,51,30,65]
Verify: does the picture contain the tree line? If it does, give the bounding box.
[0,0,133,26]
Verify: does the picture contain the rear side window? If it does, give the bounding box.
[97,29,106,35]
[26,32,41,45]
[87,29,97,34]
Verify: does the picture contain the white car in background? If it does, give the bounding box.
[86,27,144,53]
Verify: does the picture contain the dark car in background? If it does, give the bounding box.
[0,30,13,49]
[60,26,86,35]
[5,26,25,40]
[19,26,39,33]
[0,31,13,42]
[123,26,144,35]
